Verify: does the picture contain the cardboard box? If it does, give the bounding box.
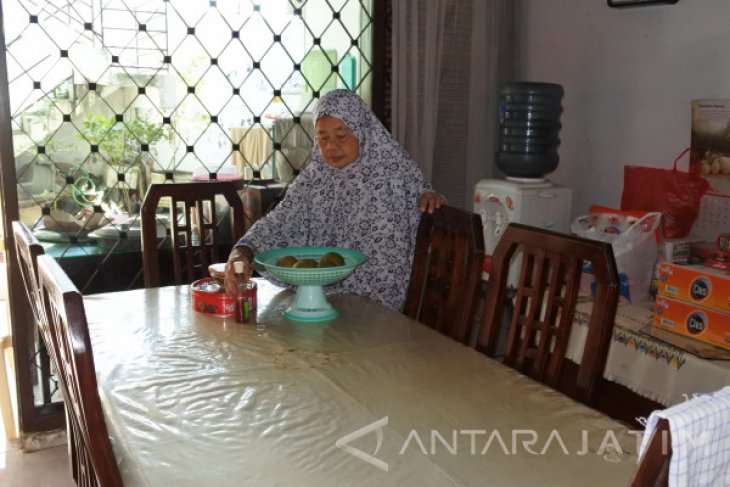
[656,262,730,314]
[660,236,704,264]
[654,296,730,350]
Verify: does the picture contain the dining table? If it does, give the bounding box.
[84,279,640,486]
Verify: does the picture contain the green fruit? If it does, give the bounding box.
[293,259,318,268]
[319,252,345,267]
[276,255,298,267]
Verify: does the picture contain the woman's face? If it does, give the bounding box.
[315,115,360,169]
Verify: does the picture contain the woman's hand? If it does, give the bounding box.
[419,191,446,214]
[224,245,254,298]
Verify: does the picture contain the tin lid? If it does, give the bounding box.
[208,263,227,280]
[191,277,224,293]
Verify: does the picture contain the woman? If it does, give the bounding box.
[225,89,443,309]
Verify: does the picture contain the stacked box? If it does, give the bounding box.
[660,237,705,264]
[653,262,730,350]
[654,297,730,350]
[656,262,730,313]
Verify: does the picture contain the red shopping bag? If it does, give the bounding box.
[621,148,710,239]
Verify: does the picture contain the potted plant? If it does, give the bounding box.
[79,112,168,211]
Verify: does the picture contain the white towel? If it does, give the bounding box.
[639,386,730,487]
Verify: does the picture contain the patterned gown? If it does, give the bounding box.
[237,89,431,309]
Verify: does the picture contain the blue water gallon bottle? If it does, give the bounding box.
[496,82,564,179]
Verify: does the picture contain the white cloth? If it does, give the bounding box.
[640,386,730,487]
[566,301,730,407]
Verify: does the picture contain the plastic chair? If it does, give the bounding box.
[476,223,619,405]
[140,181,245,287]
[36,254,122,486]
[404,206,485,344]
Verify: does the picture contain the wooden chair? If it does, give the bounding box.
[476,223,619,405]
[140,181,245,287]
[404,206,485,344]
[11,221,57,404]
[12,221,48,340]
[36,254,123,487]
[629,418,671,487]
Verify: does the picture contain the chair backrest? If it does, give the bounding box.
[12,220,46,327]
[630,418,671,487]
[404,206,485,344]
[476,223,619,405]
[36,254,122,486]
[140,181,245,287]
[12,220,61,410]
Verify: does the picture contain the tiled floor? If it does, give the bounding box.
[0,439,75,487]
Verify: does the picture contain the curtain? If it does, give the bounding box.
[391,0,516,209]
[231,127,272,180]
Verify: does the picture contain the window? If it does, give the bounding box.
[5,0,375,292]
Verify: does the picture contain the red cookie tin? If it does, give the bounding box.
[191,278,235,317]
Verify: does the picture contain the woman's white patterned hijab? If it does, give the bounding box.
[239,89,431,309]
[313,89,369,141]
[312,89,408,173]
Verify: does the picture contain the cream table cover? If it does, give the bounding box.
[84,280,638,486]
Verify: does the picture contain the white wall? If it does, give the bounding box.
[517,0,730,217]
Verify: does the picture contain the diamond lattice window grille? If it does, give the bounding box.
[6,0,374,293]
[4,0,376,416]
